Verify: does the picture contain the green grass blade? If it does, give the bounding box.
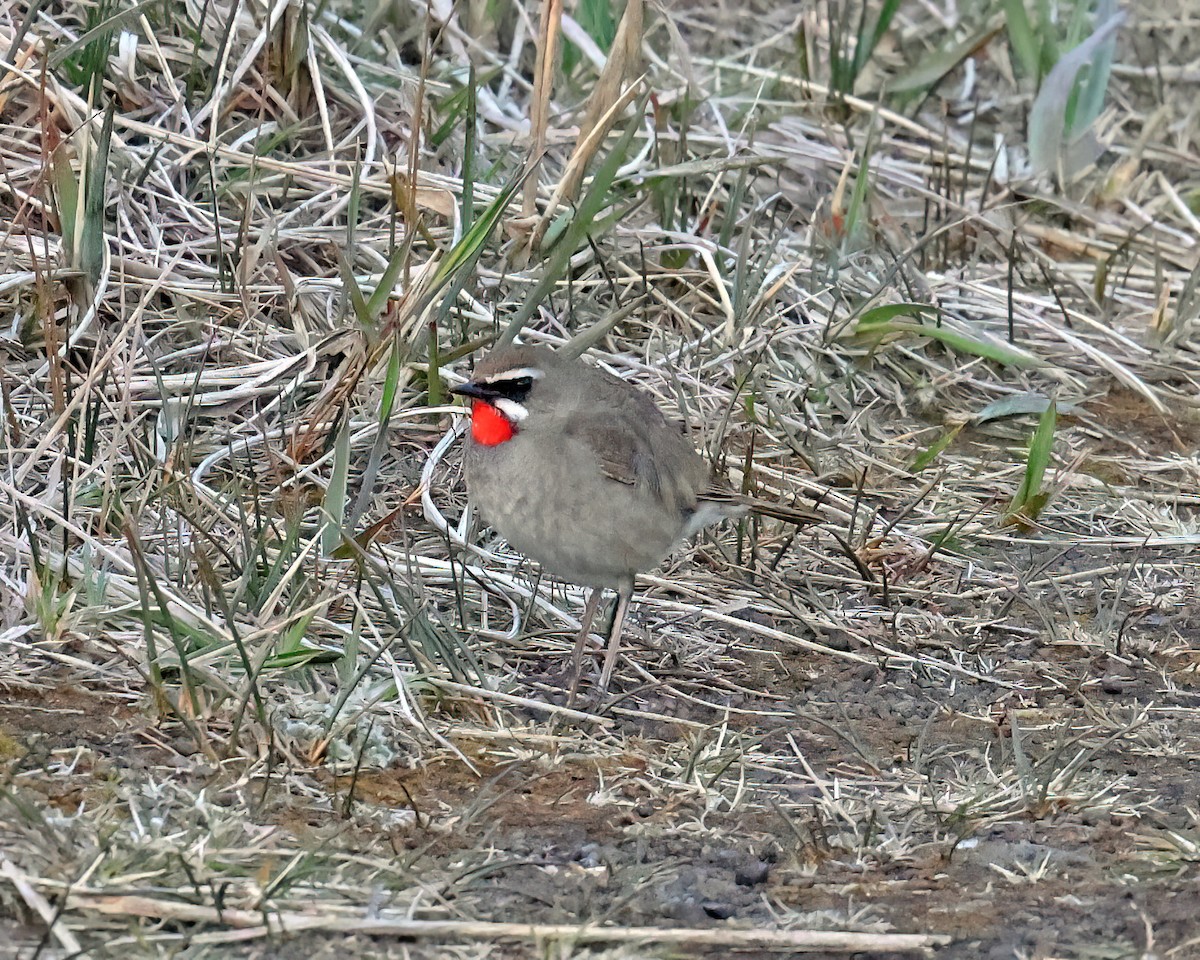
[887,25,1003,94]
[426,319,443,407]
[1002,0,1039,79]
[462,63,477,236]
[1028,11,1125,177]
[853,0,901,79]
[48,0,157,70]
[379,332,403,423]
[364,235,414,320]
[347,335,407,532]
[917,325,1042,367]
[974,393,1079,424]
[81,103,114,286]
[910,423,964,473]
[577,0,617,52]
[842,129,875,248]
[339,255,372,326]
[856,302,939,327]
[428,165,526,293]
[50,146,80,267]
[564,0,617,74]
[345,159,362,264]
[856,307,1043,368]
[1075,5,1122,132]
[1007,400,1057,521]
[322,416,351,556]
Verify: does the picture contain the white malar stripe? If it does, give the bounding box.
[493,398,529,422]
[480,366,545,384]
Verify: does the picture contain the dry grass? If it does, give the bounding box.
[2,0,1199,957]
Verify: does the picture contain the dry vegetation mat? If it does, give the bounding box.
[1,0,1199,957]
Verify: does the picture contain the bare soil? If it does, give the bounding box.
[5,512,1199,958]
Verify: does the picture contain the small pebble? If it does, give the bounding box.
[734,859,771,886]
[575,843,602,868]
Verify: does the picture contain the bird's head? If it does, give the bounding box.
[450,345,564,446]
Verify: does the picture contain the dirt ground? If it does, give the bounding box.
[5,516,1200,958]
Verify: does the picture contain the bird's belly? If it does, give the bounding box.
[468,454,681,588]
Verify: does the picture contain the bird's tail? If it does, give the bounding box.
[739,495,823,526]
[694,489,824,529]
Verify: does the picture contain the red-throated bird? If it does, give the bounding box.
[451,344,820,694]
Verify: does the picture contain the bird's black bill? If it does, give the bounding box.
[451,374,537,404]
[450,381,500,402]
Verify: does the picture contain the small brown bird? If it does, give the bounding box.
[451,344,819,693]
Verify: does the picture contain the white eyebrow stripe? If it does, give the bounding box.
[479,366,544,384]
[492,398,529,422]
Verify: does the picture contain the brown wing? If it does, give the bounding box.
[565,419,660,489]
[561,393,708,518]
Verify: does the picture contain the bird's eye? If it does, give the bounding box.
[489,372,537,401]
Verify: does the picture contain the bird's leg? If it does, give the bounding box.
[566,587,604,704]
[597,584,633,694]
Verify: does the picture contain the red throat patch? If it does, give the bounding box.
[470,400,515,446]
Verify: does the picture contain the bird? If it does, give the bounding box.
[450,343,821,696]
